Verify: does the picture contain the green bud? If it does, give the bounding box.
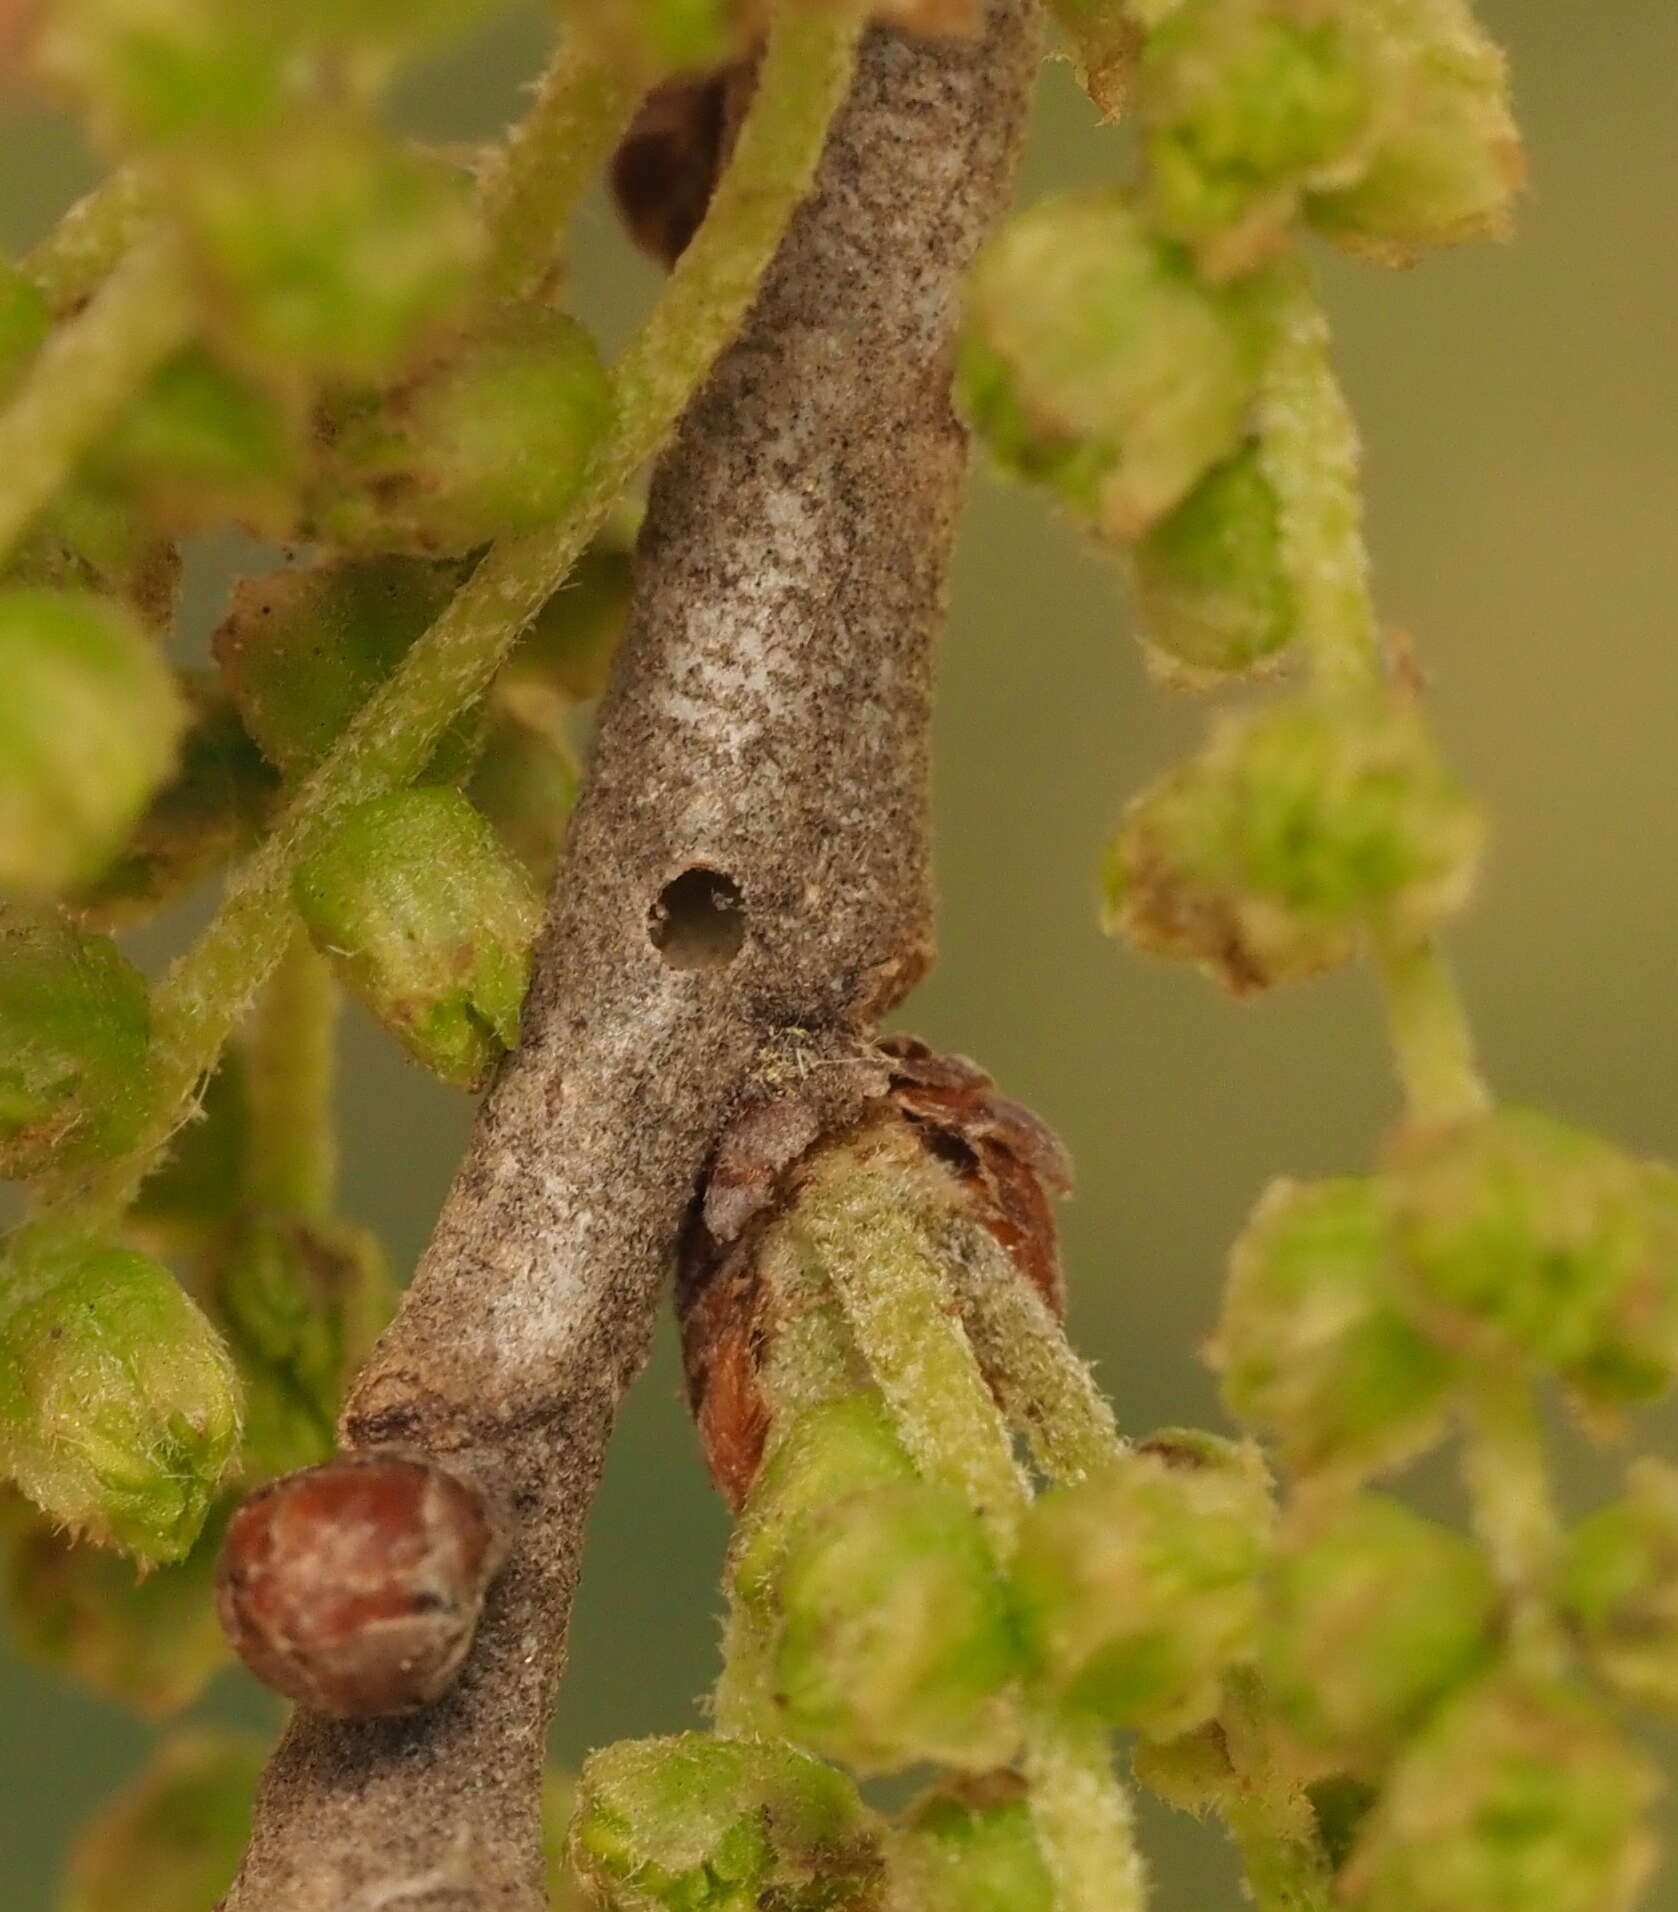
[1049,0,1144,117]
[467,709,579,888]
[59,1726,268,1912]
[213,554,469,778]
[730,1393,917,1621]
[572,1733,880,1912]
[1131,441,1293,683]
[70,673,278,927]
[1384,1107,1678,1398]
[1558,1459,1678,1719]
[0,261,50,396]
[209,1216,393,1479]
[126,1053,247,1254]
[1139,0,1388,279]
[0,586,186,894]
[179,116,480,383]
[0,910,150,1179]
[318,309,615,556]
[1262,1496,1497,1766]
[1014,1433,1271,1739]
[3,1498,229,1715]
[1212,1176,1453,1479]
[0,1248,240,1560]
[1308,0,1523,265]
[771,1480,1023,1773]
[959,190,1266,540]
[1102,699,1484,994]
[293,787,541,1090]
[1343,1677,1659,1912]
[889,1773,1054,1912]
[506,528,636,707]
[92,348,301,537]
[34,0,287,148]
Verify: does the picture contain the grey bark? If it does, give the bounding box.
[222,5,1038,1904]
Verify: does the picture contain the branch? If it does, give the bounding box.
[221,5,1039,1906]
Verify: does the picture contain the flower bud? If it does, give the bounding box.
[210,1217,393,1479]
[1262,1496,1497,1766]
[3,1498,229,1715]
[1343,1677,1659,1912]
[889,1772,1054,1912]
[1558,1459,1678,1719]
[1212,1176,1453,1479]
[729,1393,917,1618]
[1131,441,1293,683]
[0,586,186,893]
[59,1727,268,1912]
[1383,1107,1678,1400]
[216,1448,505,1715]
[0,910,150,1178]
[1308,0,1523,265]
[318,308,615,557]
[91,347,300,537]
[959,190,1266,540]
[179,116,480,383]
[771,1480,1023,1773]
[293,787,541,1089]
[213,554,468,778]
[1103,699,1484,994]
[33,0,286,147]
[1138,0,1388,279]
[1013,1433,1271,1739]
[70,672,277,927]
[572,1733,880,1912]
[0,1248,240,1561]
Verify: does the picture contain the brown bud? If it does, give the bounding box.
[610,72,735,269]
[678,1037,1072,1507]
[215,1449,504,1716]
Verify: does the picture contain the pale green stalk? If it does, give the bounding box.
[1459,1370,1565,1674]
[475,30,642,305]
[23,168,157,313]
[10,4,863,1269]
[1373,934,1490,1126]
[239,932,338,1221]
[1022,1709,1149,1912]
[0,240,189,565]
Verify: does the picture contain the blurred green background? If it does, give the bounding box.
[4,1,1678,1903]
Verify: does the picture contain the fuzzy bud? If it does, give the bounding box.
[1013,1432,1272,1739]
[2,1498,229,1715]
[0,910,150,1177]
[213,554,467,779]
[0,586,186,894]
[210,1217,393,1479]
[1343,1677,1659,1912]
[889,1772,1054,1912]
[1308,0,1523,265]
[293,787,541,1090]
[0,1249,239,1561]
[1558,1459,1678,1719]
[178,116,480,383]
[770,1480,1023,1774]
[571,1733,881,1912]
[317,308,615,557]
[1262,1495,1497,1766]
[1138,0,1388,279]
[959,190,1266,540]
[216,1448,505,1715]
[1383,1107,1678,1401]
[1103,699,1484,994]
[1212,1176,1453,1479]
[59,1727,267,1912]
[1131,441,1293,683]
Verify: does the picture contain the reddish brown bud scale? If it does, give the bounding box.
[678,1037,1072,1508]
[215,1450,504,1717]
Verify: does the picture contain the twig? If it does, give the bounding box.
[220,4,1038,1905]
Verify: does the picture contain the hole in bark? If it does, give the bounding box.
[650,868,746,969]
